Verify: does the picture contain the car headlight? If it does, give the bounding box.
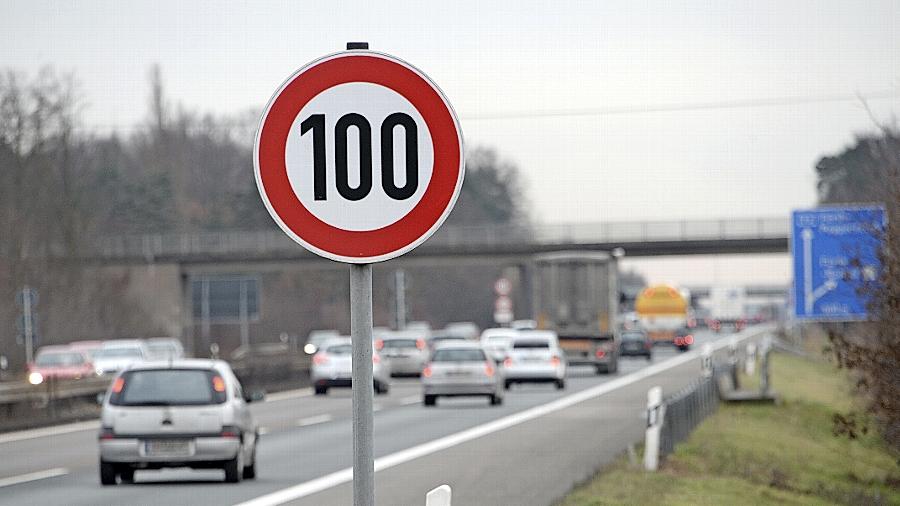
[28,372,44,385]
[304,343,317,355]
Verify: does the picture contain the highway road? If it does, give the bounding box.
[0,327,765,506]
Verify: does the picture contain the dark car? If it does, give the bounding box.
[619,330,652,360]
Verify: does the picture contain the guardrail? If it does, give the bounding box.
[90,216,790,260]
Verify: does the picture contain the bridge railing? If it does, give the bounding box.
[92,217,789,259]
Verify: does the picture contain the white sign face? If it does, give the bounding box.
[255,51,464,263]
[494,278,512,296]
[285,82,435,231]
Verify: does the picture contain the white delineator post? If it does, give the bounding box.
[351,264,375,506]
[701,343,713,378]
[643,386,664,471]
[425,485,452,506]
[745,342,757,376]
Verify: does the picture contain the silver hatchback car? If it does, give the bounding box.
[422,342,503,406]
[98,359,260,485]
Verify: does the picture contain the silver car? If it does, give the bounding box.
[145,337,186,361]
[98,359,260,484]
[93,339,150,376]
[376,332,429,376]
[311,338,390,395]
[422,342,504,407]
[480,328,520,363]
[503,331,567,390]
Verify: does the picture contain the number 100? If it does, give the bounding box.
[300,112,419,201]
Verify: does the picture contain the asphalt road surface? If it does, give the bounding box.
[0,326,767,506]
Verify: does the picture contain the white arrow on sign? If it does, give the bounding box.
[801,228,837,314]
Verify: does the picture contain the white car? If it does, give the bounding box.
[422,342,503,406]
[503,331,567,390]
[480,328,520,362]
[376,331,429,377]
[94,340,150,376]
[311,338,390,395]
[145,337,186,361]
[304,329,341,355]
[98,359,261,484]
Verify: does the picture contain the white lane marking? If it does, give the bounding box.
[0,420,100,445]
[296,414,333,427]
[0,468,69,488]
[400,395,420,405]
[234,325,770,506]
[265,387,313,403]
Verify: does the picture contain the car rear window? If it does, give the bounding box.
[325,344,352,355]
[36,352,85,367]
[512,340,550,349]
[383,339,418,349]
[110,369,225,406]
[622,332,646,340]
[431,349,486,362]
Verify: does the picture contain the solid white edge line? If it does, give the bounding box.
[233,325,772,506]
[264,388,314,403]
[296,414,333,427]
[0,468,69,488]
[0,420,100,445]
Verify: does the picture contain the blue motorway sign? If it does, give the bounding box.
[792,206,886,320]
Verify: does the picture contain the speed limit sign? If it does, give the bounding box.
[254,50,465,263]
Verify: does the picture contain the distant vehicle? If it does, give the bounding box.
[405,321,432,334]
[145,337,186,361]
[27,346,94,384]
[510,319,537,331]
[441,321,479,340]
[93,340,149,376]
[304,329,341,355]
[68,340,105,359]
[635,284,690,349]
[98,359,261,485]
[311,338,390,395]
[532,252,620,374]
[479,328,519,362]
[426,333,468,352]
[375,332,429,377]
[707,286,746,331]
[502,331,566,390]
[619,329,653,360]
[422,342,503,407]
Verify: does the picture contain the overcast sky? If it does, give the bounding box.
[3,1,898,286]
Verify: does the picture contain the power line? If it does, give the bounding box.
[460,90,900,121]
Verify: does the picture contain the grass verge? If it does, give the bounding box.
[558,352,900,506]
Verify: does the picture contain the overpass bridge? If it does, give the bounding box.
[93,216,790,266]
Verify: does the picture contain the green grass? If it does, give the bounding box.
[559,353,900,506]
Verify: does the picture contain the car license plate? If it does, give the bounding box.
[447,370,471,376]
[144,439,192,457]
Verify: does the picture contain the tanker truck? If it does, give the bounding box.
[635,284,694,352]
[532,251,620,374]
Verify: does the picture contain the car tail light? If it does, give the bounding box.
[313,353,328,365]
[595,349,606,359]
[674,337,684,346]
[684,335,694,345]
[220,425,240,439]
[111,376,125,393]
[503,357,513,368]
[98,426,116,440]
[485,363,495,377]
[550,356,561,366]
[372,354,381,364]
[416,339,426,350]
[422,365,432,378]
[212,375,226,393]
[374,339,384,351]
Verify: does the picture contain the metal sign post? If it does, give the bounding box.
[350,263,375,506]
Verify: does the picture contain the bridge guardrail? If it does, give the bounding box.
[91,217,790,259]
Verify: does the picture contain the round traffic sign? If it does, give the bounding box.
[254,51,465,263]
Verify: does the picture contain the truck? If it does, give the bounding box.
[532,251,619,374]
[635,284,693,351]
[707,285,747,331]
